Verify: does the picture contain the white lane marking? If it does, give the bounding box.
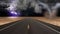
[0,22,19,31]
[35,21,60,34]
[0,18,30,31]
[0,20,25,31]
[28,24,30,29]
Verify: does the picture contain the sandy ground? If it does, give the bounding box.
[33,17,60,27]
[0,17,24,25]
[0,17,60,27]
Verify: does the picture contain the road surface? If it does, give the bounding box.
[0,18,60,34]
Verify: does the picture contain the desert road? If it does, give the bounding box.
[0,18,60,34]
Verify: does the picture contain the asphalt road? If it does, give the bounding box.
[28,19,60,34]
[0,18,60,34]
